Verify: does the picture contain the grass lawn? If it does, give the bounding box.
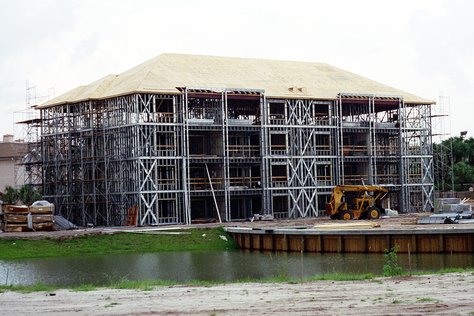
[0,227,235,260]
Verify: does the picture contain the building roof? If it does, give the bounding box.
[0,142,28,160]
[38,53,433,108]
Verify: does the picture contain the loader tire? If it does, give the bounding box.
[339,210,353,220]
[367,206,381,220]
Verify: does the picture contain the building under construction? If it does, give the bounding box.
[36,54,434,226]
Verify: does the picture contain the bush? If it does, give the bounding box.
[383,246,404,277]
[18,185,42,206]
[2,186,19,205]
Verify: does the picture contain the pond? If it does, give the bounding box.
[1,250,473,286]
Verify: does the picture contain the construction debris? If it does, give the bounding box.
[54,215,78,230]
[251,214,274,222]
[418,198,473,225]
[417,216,457,225]
[385,209,399,217]
[434,197,471,213]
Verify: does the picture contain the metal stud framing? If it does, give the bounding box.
[38,89,434,226]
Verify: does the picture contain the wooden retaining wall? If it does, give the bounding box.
[226,228,474,253]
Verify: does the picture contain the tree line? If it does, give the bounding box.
[434,136,474,191]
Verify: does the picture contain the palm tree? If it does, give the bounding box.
[18,185,42,206]
[2,186,19,205]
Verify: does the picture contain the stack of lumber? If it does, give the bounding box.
[314,222,380,230]
[3,205,54,232]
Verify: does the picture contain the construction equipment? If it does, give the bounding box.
[326,185,389,220]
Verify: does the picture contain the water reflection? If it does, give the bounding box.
[0,251,472,286]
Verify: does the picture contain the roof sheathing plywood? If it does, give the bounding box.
[38,53,434,108]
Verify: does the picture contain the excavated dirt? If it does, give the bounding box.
[1,272,474,315]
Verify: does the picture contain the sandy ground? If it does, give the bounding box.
[1,272,473,315]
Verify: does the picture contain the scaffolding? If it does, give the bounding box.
[432,94,454,193]
[36,87,434,226]
[14,82,50,189]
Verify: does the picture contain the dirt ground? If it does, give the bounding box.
[2,213,473,240]
[1,272,473,315]
[1,214,473,315]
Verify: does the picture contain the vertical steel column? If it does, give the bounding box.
[80,128,86,225]
[260,95,271,215]
[133,95,143,223]
[222,90,231,221]
[89,102,98,224]
[372,97,378,184]
[421,104,434,211]
[337,96,345,184]
[368,96,378,184]
[172,95,182,223]
[398,98,408,212]
[182,89,191,224]
[102,117,109,225]
[118,98,127,224]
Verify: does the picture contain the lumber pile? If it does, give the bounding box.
[314,222,380,230]
[2,205,54,232]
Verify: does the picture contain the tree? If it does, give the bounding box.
[465,137,474,165]
[2,186,19,205]
[453,161,474,191]
[450,136,469,163]
[18,185,42,206]
[434,136,474,191]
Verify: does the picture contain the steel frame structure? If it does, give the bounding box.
[15,108,43,188]
[39,90,434,226]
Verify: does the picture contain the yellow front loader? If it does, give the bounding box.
[325,185,389,220]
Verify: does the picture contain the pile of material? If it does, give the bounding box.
[418,197,474,225]
[54,215,78,230]
[2,204,54,232]
[314,222,380,230]
[434,197,471,213]
[251,214,274,221]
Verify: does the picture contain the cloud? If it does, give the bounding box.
[0,0,473,138]
[0,1,76,59]
[411,0,474,90]
[69,34,100,65]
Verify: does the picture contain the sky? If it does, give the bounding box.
[0,0,473,141]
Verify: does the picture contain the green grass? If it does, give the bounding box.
[104,302,120,308]
[230,272,376,285]
[71,284,99,292]
[0,272,377,293]
[0,268,473,293]
[309,272,375,281]
[410,267,474,276]
[1,229,474,293]
[0,275,370,293]
[416,297,439,303]
[0,227,236,260]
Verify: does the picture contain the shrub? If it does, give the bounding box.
[18,185,42,206]
[383,246,404,277]
[2,186,19,205]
